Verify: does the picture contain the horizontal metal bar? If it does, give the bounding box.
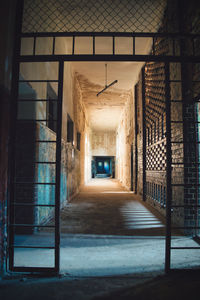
[10,224,55,228]
[171,184,200,186]
[171,247,200,249]
[171,100,183,102]
[19,80,58,83]
[14,182,56,185]
[169,80,182,82]
[171,121,183,123]
[171,141,200,144]
[11,266,56,273]
[17,54,200,63]
[17,99,58,102]
[35,140,57,143]
[35,162,56,164]
[13,246,55,249]
[12,203,55,207]
[171,227,200,229]
[20,31,200,38]
[17,119,57,122]
[172,162,200,165]
[171,205,200,208]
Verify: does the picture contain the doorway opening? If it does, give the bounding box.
[92,156,115,178]
[7,0,200,276]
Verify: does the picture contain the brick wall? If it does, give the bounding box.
[136,0,200,233]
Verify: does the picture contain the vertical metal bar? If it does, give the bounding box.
[52,37,55,55]
[72,36,75,55]
[142,67,146,201]
[134,85,138,194]
[133,36,135,55]
[93,36,95,55]
[194,102,199,236]
[152,37,155,55]
[8,0,24,271]
[165,62,172,273]
[33,36,36,55]
[55,60,64,273]
[131,144,134,191]
[113,36,115,55]
[162,114,164,138]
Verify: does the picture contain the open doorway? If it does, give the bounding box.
[92,156,115,178]
[7,0,200,275]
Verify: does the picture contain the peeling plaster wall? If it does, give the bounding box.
[84,127,92,184]
[116,92,134,190]
[91,131,116,157]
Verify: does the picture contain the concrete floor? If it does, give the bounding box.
[13,179,200,276]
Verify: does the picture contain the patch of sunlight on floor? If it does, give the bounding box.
[101,191,133,194]
[120,201,164,229]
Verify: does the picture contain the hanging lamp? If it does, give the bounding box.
[96,63,118,97]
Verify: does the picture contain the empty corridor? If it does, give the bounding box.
[60,179,165,236]
[14,179,200,276]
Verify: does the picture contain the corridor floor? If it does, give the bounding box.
[14,179,200,276]
[60,179,166,236]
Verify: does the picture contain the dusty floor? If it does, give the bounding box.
[2,179,200,299]
[1,270,200,300]
[59,179,167,236]
[13,179,200,275]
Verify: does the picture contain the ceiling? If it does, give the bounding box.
[71,38,152,131]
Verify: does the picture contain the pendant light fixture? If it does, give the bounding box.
[96,63,118,97]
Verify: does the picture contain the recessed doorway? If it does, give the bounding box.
[92,156,115,178]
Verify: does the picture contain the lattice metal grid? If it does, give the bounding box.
[22,0,167,33]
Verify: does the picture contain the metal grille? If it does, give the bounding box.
[22,0,167,33]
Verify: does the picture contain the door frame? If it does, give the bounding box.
[7,0,200,274]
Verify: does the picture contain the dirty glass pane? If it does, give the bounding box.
[21,37,34,55]
[75,37,93,54]
[95,37,112,54]
[35,37,54,55]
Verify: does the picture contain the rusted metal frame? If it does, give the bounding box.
[131,144,134,191]
[18,54,200,63]
[134,85,138,194]
[54,59,64,273]
[145,114,155,124]
[9,32,63,277]
[146,95,166,106]
[165,62,172,273]
[194,99,200,238]
[145,119,152,127]
[146,105,162,118]
[146,99,165,113]
[8,0,24,273]
[142,67,146,202]
[10,267,58,273]
[21,32,200,38]
[13,246,55,249]
[12,203,56,207]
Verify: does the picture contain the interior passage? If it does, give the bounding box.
[59,179,166,236]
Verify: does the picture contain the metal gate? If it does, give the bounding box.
[8,0,200,274]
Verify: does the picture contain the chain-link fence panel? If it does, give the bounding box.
[22,0,167,33]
